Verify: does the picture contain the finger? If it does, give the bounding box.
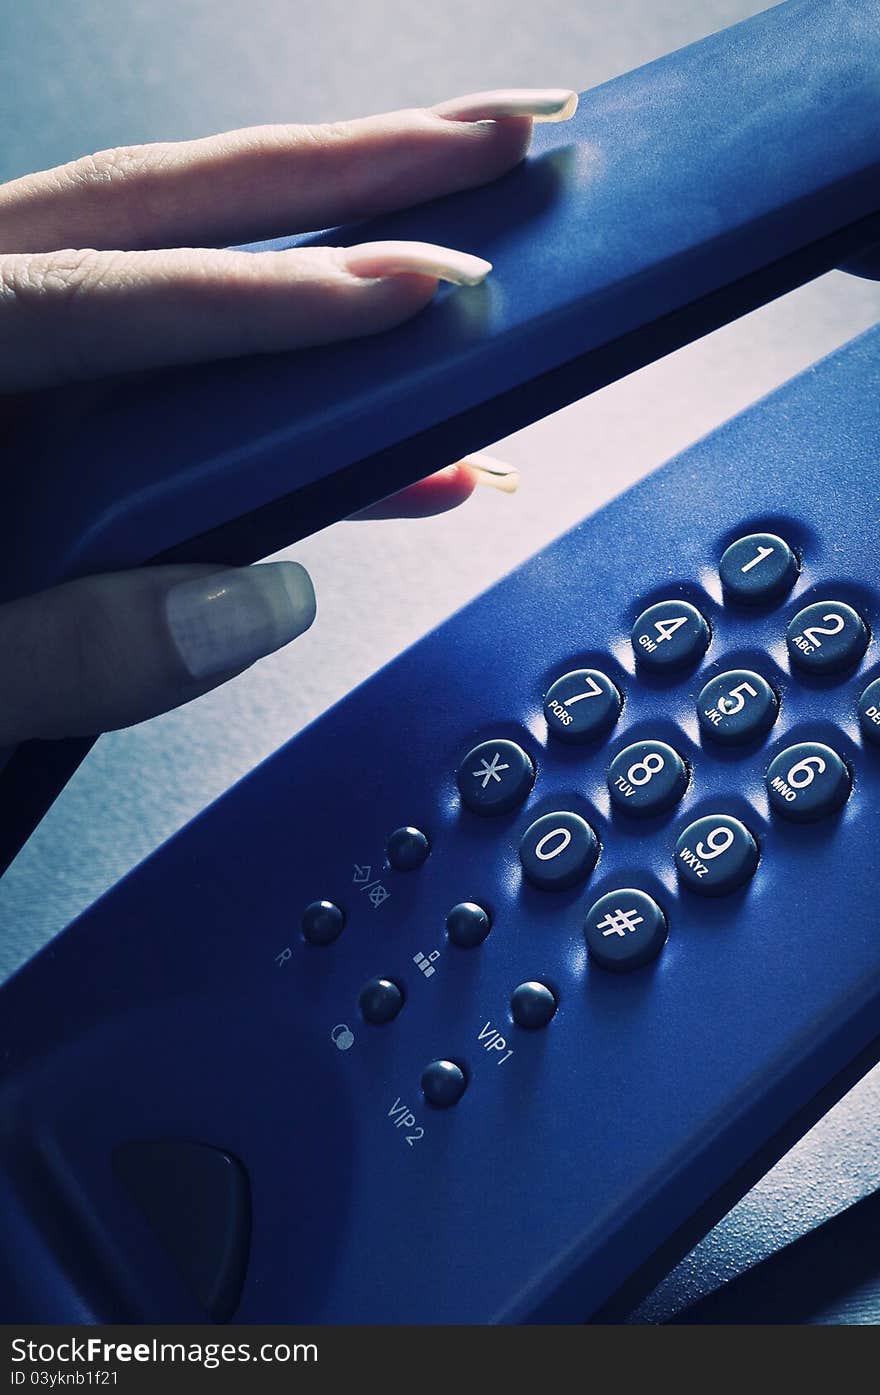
[0,240,491,390]
[354,454,519,519]
[0,561,316,744]
[0,90,577,254]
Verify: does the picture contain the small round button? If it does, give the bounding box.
[359,977,404,1024]
[584,889,668,972]
[697,670,779,745]
[510,981,557,1028]
[766,742,851,821]
[421,1060,467,1108]
[543,669,622,744]
[607,740,688,816]
[386,826,430,871]
[456,739,535,816]
[446,901,492,948]
[519,811,599,890]
[719,533,799,606]
[675,814,759,895]
[858,677,880,745]
[301,900,345,945]
[786,600,869,675]
[632,600,710,671]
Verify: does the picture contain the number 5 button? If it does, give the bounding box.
[697,670,779,744]
[632,600,710,671]
[786,601,868,675]
[766,742,851,821]
[519,812,599,890]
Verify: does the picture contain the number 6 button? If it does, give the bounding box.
[766,742,851,821]
[786,601,868,675]
[519,812,599,890]
[675,815,759,894]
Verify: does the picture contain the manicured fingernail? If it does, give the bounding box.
[343,240,491,286]
[434,88,578,123]
[466,453,520,494]
[166,561,316,680]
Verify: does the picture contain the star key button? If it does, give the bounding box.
[456,739,536,816]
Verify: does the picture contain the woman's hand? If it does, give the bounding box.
[0,89,575,744]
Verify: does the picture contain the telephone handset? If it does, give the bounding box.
[1,0,879,1324]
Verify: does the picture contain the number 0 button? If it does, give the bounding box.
[675,815,758,895]
[719,533,798,605]
[786,601,868,675]
[766,742,851,821]
[457,739,535,815]
[607,740,688,816]
[632,600,710,671]
[519,812,599,890]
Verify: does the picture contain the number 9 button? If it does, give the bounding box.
[766,741,851,821]
[675,814,758,895]
[607,740,688,816]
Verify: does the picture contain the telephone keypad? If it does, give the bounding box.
[766,742,851,821]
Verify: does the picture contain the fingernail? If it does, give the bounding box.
[166,562,316,680]
[343,240,492,286]
[466,453,520,494]
[434,88,578,123]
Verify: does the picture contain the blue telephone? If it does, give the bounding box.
[1,0,879,1322]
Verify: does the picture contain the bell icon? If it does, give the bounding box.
[331,1023,355,1051]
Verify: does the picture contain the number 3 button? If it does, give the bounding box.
[632,600,710,671]
[519,812,599,890]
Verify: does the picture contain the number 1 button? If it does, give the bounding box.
[719,533,798,605]
[632,600,710,671]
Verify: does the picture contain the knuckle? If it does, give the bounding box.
[65,143,156,191]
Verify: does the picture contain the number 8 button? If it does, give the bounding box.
[607,740,689,816]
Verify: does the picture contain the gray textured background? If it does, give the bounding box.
[1,0,878,1320]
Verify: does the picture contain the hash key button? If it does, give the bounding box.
[457,739,535,815]
[719,533,798,605]
[632,600,710,671]
[766,742,851,821]
[786,600,868,675]
[585,889,668,972]
[675,814,758,895]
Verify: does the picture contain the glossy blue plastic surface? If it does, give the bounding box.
[1,326,878,1323]
[2,0,880,603]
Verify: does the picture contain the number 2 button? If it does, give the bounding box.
[632,600,710,671]
[786,601,868,675]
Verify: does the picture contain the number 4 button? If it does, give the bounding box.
[631,600,710,671]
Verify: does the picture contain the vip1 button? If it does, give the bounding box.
[585,889,667,972]
[543,669,622,744]
[607,740,688,816]
[719,533,799,605]
[519,812,599,890]
[786,601,869,675]
[697,670,779,744]
[766,742,851,821]
[457,739,535,815]
[675,815,759,895]
[632,600,710,671]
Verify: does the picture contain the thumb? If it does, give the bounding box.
[0,561,315,743]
